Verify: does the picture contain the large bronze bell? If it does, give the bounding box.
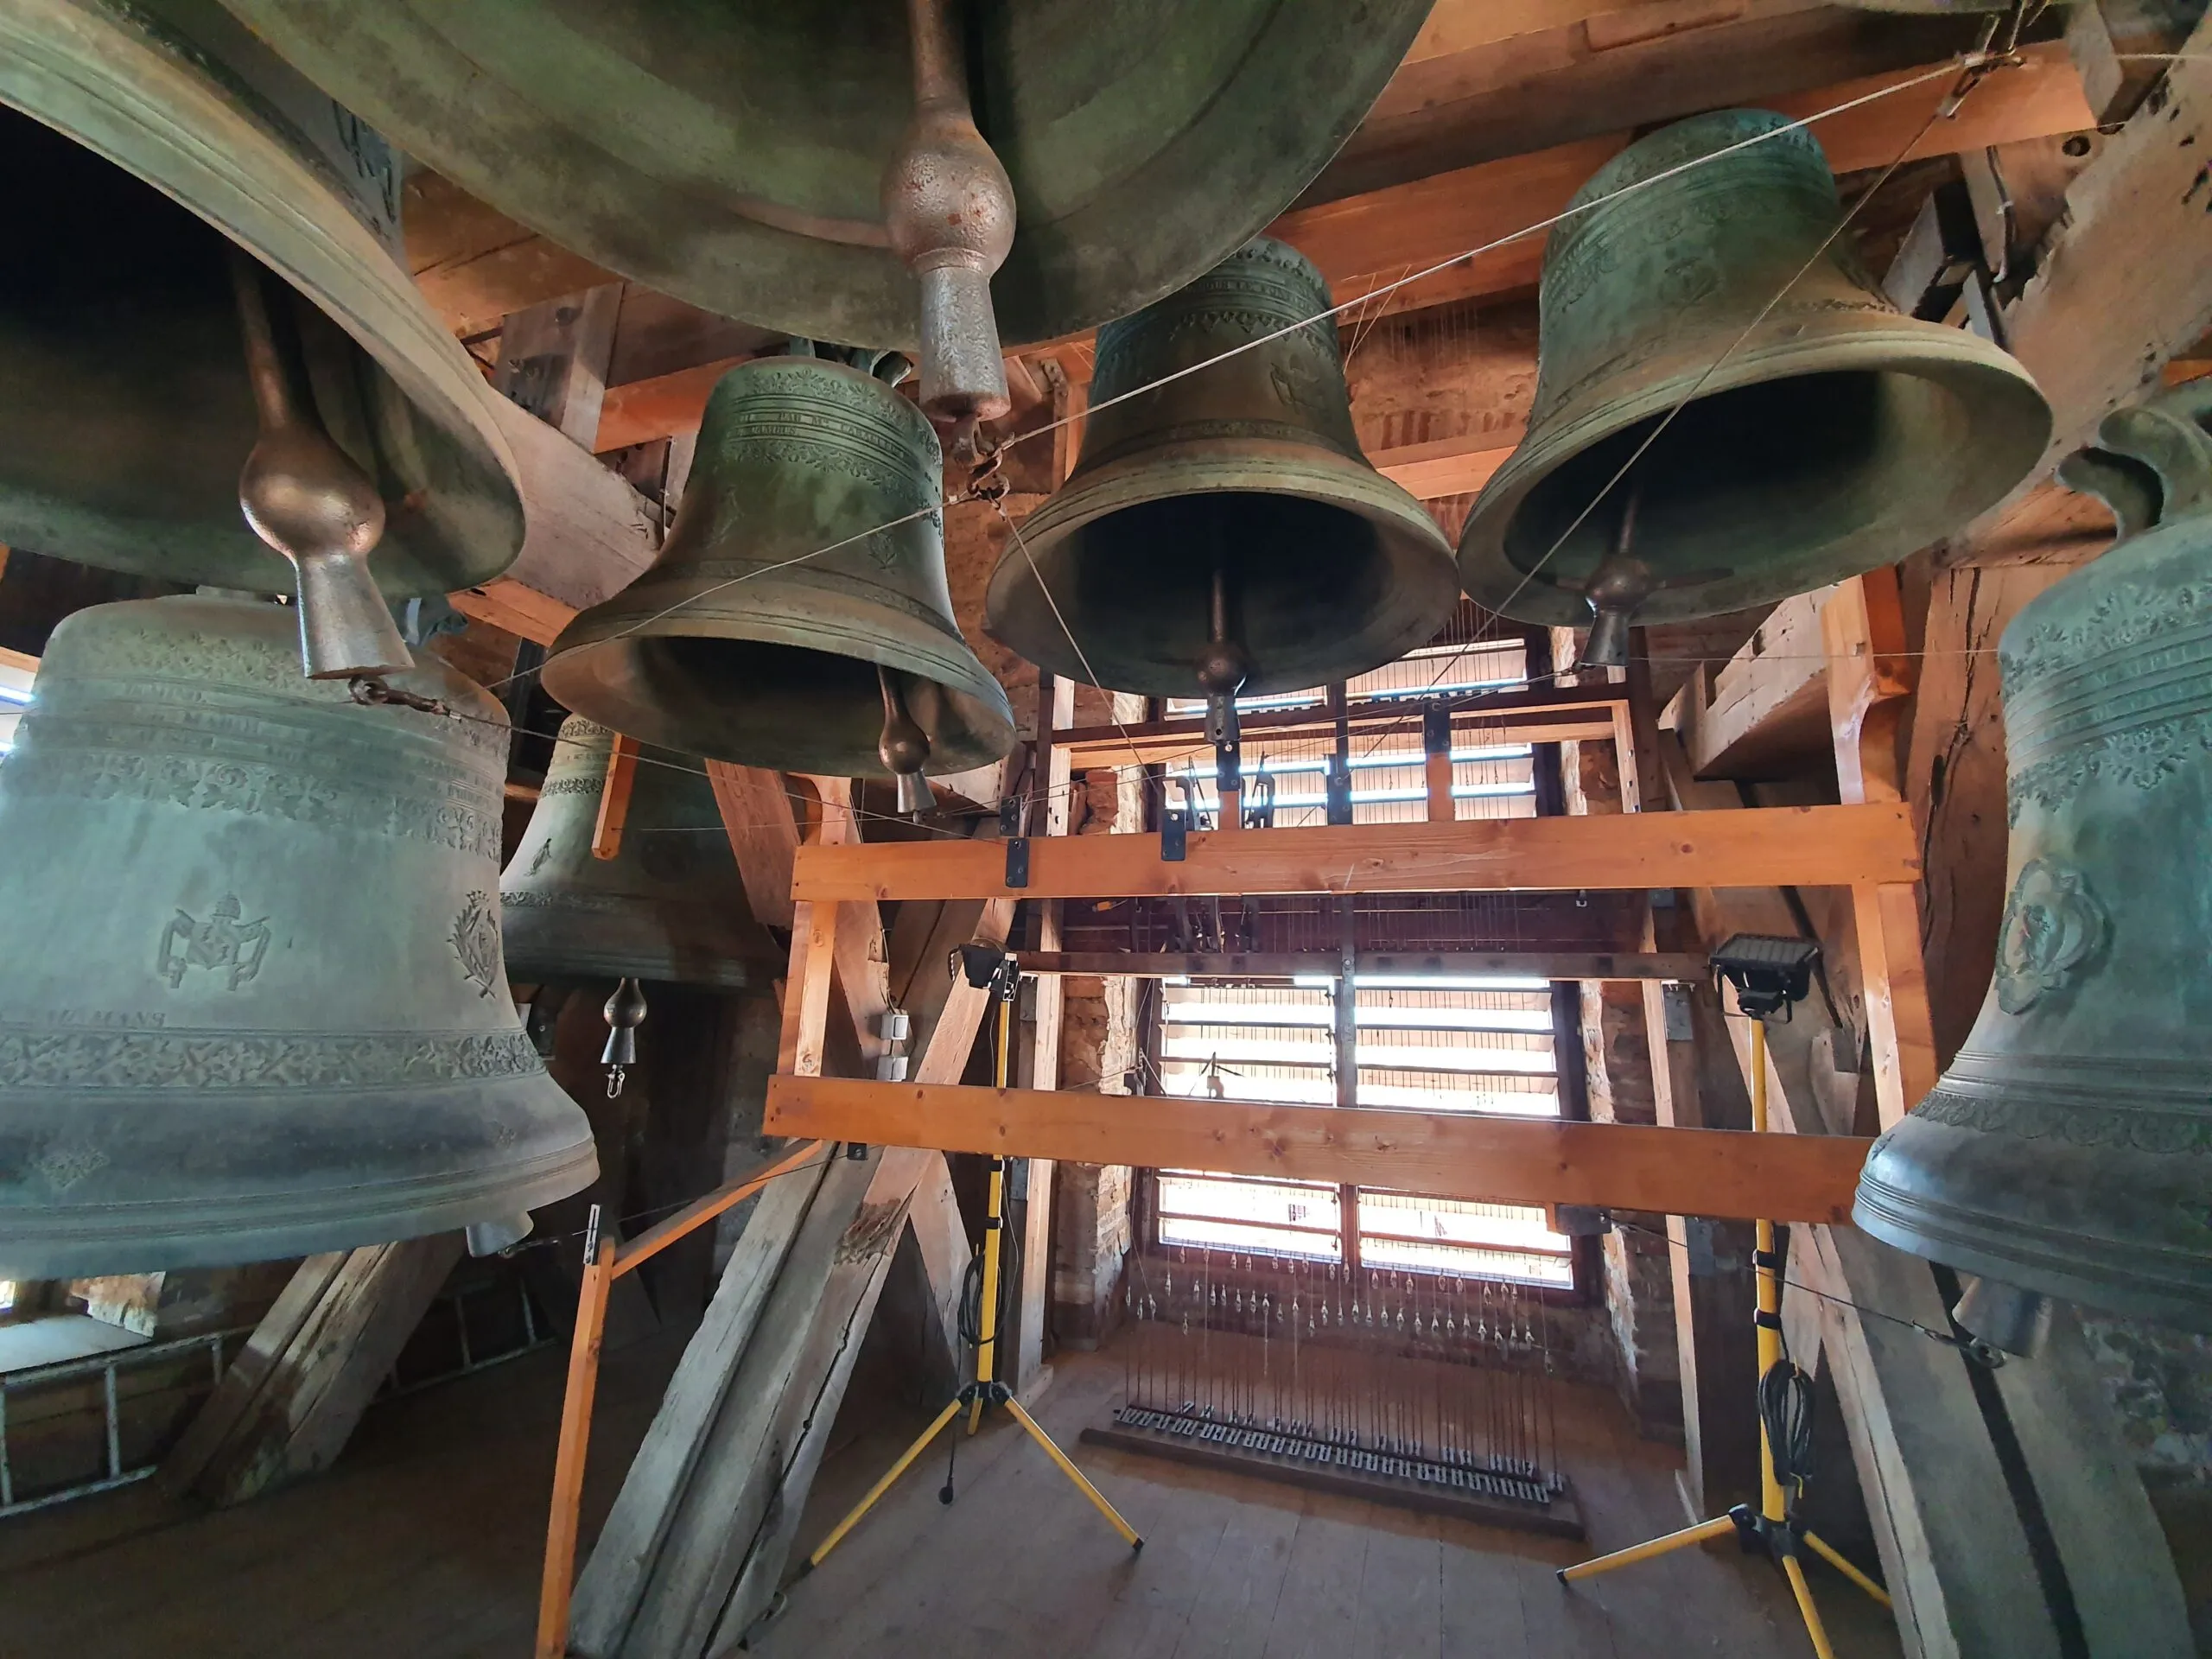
[503,715,781,989]
[1457,110,2051,646]
[213,0,1428,371]
[984,238,1461,702]
[1854,383,2212,1333]
[0,1,523,646]
[0,594,597,1276]
[540,357,1015,787]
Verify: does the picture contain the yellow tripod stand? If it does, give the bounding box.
[801,950,1142,1576]
[1559,938,1890,1659]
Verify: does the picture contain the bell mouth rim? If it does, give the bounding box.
[983,438,1461,698]
[0,1111,597,1280]
[207,2,1428,353]
[1853,1166,2212,1334]
[540,612,1017,779]
[1456,323,2052,626]
[0,3,526,597]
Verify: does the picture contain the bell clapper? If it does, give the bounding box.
[1196,562,1252,804]
[226,249,413,682]
[883,0,1014,429]
[878,664,938,818]
[1578,473,1656,671]
[601,976,648,1098]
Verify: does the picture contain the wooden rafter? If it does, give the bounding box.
[761,1076,1871,1224]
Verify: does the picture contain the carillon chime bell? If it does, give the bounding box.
[540,356,1015,798]
[1854,382,2212,1336]
[1457,109,2051,662]
[0,594,598,1276]
[502,715,781,990]
[0,0,524,675]
[215,0,1429,430]
[984,238,1461,739]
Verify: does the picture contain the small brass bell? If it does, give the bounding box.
[1458,110,2051,645]
[541,357,1015,787]
[217,0,1429,381]
[0,594,598,1275]
[0,2,523,671]
[1854,381,2212,1332]
[502,715,782,989]
[984,238,1461,702]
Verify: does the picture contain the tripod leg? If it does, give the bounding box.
[1557,1513,1737,1583]
[804,1395,965,1572]
[1781,1554,1839,1659]
[1801,1529,1893,1610]
[1002,1397,1144,1550]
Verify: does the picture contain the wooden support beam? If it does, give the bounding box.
[160,1236,464,1506]
[763,1077,1869,1223]
[791,804,1922,903]
[537,1234,615,1659]
[1822,569,1914,808]
[1678,586,1837,780]
[1014,949,1710,982]
[704,761,800,931]
[493,283,622,450]
[590,733,639,861]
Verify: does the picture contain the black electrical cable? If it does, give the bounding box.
[1758,1354,1817,1521]
[956,1184,1023,1356]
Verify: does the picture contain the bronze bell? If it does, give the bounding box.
[502,715,781,989]
[0,594,598,1276]
[1854,382,2212,1333]
[0,1,524,670]
[215,0,1428,413]
[984,238,1461,702]
[1458,110,2051,647]
[541,357,1015,787]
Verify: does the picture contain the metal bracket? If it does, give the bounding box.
[999,796,1029,890]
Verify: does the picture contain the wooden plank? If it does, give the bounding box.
[1376,436,1514,501]
[704,761,800,931]
[448,396,660,647]
[1822,569,1914,807]
[1853,880,1940,1128]
[791,804,1923,903]
[762,1077,1870,1223]
[493,283,622,450]
[537,1235,616,1659]
[1681,586,1835,779]
[590,733,639,861]
[595,355,747,453]
[1997,10,2212,487]
[1014,950,1710,981]
[567,1160,831,1658]
[778,899,841,1078]
[1272,45,2091,316]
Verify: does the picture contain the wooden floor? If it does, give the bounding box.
[0,1326,1901,1658]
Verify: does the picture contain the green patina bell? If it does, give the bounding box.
[984,238,1461,700]
[502,716,782,989]
[1458,110,2051,648]
[0,0,521,611]
[542,357,1015,786]
[0,594,597,1276]
[1855,382,2212,1332]
[213,0,1428,365]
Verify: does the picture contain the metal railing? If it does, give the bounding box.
[0,1325,250,1517]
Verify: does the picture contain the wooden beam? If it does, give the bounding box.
[448,397,660,647]
[763,1077,1870,1223]
[1270,44,2092,323]
[591,733,639,861]
[1679,586,1836,780]
[791,804,1922,903]
[595,355,750,454]
[1014,949,1711,982]
[537,1234,615,1659]
[705,762,800,931]
[1375,435,1514,500]
[493,284,622,450]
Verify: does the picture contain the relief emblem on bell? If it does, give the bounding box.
[159,895,272,992]
[1854,382,2212,1331]
[1993,860,2107,1015]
